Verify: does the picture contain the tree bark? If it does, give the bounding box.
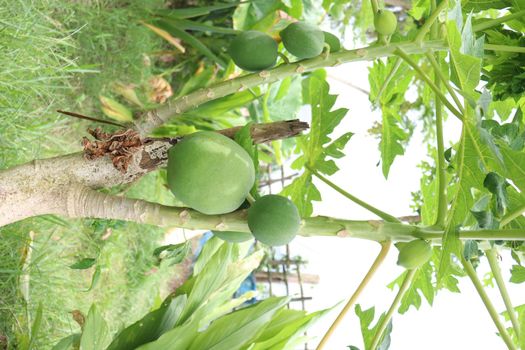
[0,120,307,227]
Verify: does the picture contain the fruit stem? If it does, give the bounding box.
[369,268,417,350]
[395,48,463,120]
[461,256,517,350]
[316,241,391,350]
[370,0,379,15]
[277,52,290,65]
[484,44,525,54]
[246,193,256,205]
[485,248,521,341]
[307,167,400,223]
[472,10,525,32]
[425,52,465,114]
[414,0,448,43]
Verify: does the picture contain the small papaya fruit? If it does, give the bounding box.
[397,239,432,269]
[374,10,397,36]
[213,230,253,243]
[167,131,255,215]
[247,194,301,246]
[280,22,324,59]
[323,31,341,52]
[229,31,278,71]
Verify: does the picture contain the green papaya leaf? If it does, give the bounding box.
[51,334,81,350]
[106,295,187,350]
[80,305,110,350]
[69,258,96,270]
[188,297,290,350]
[353,304,392,350]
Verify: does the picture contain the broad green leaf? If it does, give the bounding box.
[280,172,321,217]
[233,0,282,31]
[69,258,96,270]
[106,295,187,350]
[282,76,350,215]
[439,120,498,285]
[85,265,101,292]
[387,264,434,314]
[159,18,239,35]
[153,241,191,266]
[139,247,263,350]
[177,65,215,97]
[446,15,482,98]
[192,88,261,118]
[499,145,525,192]
[154,19,227,67]
[160,2,241,19]
[510,264,525,283]
[52,334,81,350]
[188,297,290,350]
[193,236,224,276]
[420,176,438,226]
[353,305,392,350]
[250,306,334,350]
[235,122,260,198]
[380,108,408,178]
[80,305,111,350]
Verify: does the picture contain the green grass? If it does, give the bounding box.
[0,0,182,348]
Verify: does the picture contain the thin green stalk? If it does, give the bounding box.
[375,58,402,104]
[484,44,525,54]
[415,0,448,42]
[473,10,525,32]
[434,79,447,227]
[307,167,400,223]
[462,258,517,350]
[425,52,465,113]
[486,248,521,341]
[369,269,417,350]
[137,40,449,134]
[500,205,525,226]
[456,229,525,241]
[395,48,463,120]
[317,241,391,350]
[370,0,379,14]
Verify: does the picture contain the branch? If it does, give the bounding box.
[486,248,521,341]
[369,269,417,350]
[462,257,517,350]
[316,241,391,350]
[0,120,308,227]
[135,40,448,135]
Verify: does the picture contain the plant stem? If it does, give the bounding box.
[486,248,521,341]
[484,44,525,54]
[136,40,449,134]
[369,269,417,350]
[473,10,525,32]
[433,75,447,227]
[462,257,517,350]
[454,229,525,241]
[500,205,525,227]
[425,52,465,113]
[370,0,379,14]
[375,58,402,104]
[316,241,391,350]
[307,167,400,223]
[395,48,463,120]
[414,0,448,42]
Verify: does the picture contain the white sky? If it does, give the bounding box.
[285,60,525,350]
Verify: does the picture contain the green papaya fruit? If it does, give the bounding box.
[247,194,301,246]
[229,30,278,71]
[374,10,397,36]
[397,239,432,269]
[323,31,341,52]
[280,22,324,59]
[167,131,255,215]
